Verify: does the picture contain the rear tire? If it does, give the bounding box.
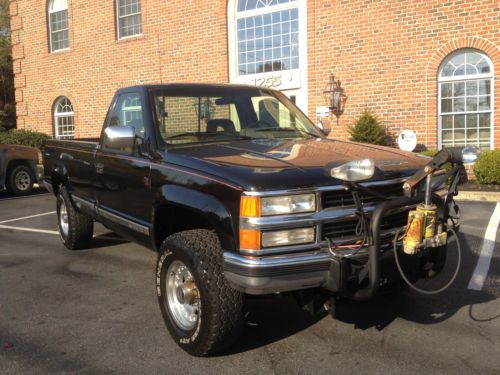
[57,187,93,250]
[156,229,244,356]
[7,165,34,196]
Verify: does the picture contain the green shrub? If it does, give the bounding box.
[348,110,386,145]
[474,150,500,185]
[0,129,51,150]
[419,150,437,158]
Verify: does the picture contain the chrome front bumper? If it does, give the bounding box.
[223,250,338,295]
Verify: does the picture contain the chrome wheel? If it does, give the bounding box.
[15,170,31,191]
[166,260,200,331]
[59,200,69,238]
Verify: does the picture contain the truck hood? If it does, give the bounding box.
[164,138,430,191]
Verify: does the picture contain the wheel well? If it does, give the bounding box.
[7,159,32,174]
[154,204,215,250]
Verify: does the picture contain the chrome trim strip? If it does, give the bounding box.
[72,195,94,210]
[96,206,150,235]
[240,206,372,230]
[243,177,408,197]
[240,242,321,256]
[223,251,331,268]
[72,195,150,236]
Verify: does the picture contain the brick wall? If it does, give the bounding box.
[10,0,499,150]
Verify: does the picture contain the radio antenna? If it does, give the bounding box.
[157,27,166,132]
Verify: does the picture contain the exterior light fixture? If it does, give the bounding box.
[194,97,216,120]
[323,73,347,117]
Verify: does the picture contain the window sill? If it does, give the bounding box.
[116,34,144,43]
[49,48,71,55]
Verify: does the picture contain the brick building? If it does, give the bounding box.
[9,0,499,150]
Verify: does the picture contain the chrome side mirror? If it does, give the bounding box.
[462,145,478,164]
[103,125,135,149]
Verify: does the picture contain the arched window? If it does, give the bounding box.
[438,49,494,150]
[228,0,308,111]
[53,97,75,139]
[116,0,142,39]
[48,0,69,52]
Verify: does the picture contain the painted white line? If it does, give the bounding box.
[468,202,500,291]
[0,211,56,224]
[0,192,50,202]
[0,224,59,235]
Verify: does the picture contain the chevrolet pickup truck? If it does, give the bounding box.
[43,84,471,356]
[1,143,41,195]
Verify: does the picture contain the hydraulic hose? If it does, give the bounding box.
[392,227,461,295]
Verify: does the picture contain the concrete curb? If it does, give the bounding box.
[456,191,500,202]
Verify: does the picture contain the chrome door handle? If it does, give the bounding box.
[96,163,104,174]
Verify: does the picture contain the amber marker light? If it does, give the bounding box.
[239,229,261,251]
[240,196,261,217]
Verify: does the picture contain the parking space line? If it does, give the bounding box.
[0,211,56,224]
[468,203,500,291]
[0,224,59,235]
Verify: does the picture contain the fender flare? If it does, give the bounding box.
[152,185,237,252]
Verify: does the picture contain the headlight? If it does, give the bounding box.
[328,159,375,182]
[261,228,315,248]
[240,194,316,217]
[261,194,316,216]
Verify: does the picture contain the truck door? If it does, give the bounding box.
[94,91,152,238]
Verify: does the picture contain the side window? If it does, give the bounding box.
[104,93,144,153]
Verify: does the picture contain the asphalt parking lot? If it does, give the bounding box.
[0,190,499,374]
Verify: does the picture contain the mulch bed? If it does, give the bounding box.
[460,181,500,192]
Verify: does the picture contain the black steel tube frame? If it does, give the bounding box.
[351,194,428,301]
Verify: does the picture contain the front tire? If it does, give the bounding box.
[57,187,93,250]
[156,229,244,356]
[7,165,34,196]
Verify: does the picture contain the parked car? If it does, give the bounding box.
[0,143,41,195]
[43,84,463,356]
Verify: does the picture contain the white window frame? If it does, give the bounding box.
[48,0,69,53]
[437,49,494,150]
[53,97,75,139]
[228,0,308,112]
[115,0,142,40]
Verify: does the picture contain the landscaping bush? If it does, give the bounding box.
[419,150,437,158]
[348,110,386,145]
[0,129,51,150]
[474,150,500,185]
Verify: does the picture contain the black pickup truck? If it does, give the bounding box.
[43,84,469,356]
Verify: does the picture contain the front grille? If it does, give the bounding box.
[321,210,408,242]
[321,182,404,209]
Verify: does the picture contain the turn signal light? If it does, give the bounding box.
[240,196,261,217]
[239,229,261,251]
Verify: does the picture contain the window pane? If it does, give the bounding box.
[441,62,454,77]
[454,115,465,129]
[466,97,477,111]
[478,96,490,111]
[453,82,465,97]
[478,113,490,127]
[442,130,453,141]
[465,81,477,96]
[441,83,452,98]
[453,98,465,112]
[467,129,478,143]
[441,115,453,129]
[478,80,490,95]
[454,130,465,142]
[441,98,452,113]
[466,114,477,129]
[477,60,490,74]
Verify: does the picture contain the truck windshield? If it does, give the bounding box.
[149,89,322,147]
